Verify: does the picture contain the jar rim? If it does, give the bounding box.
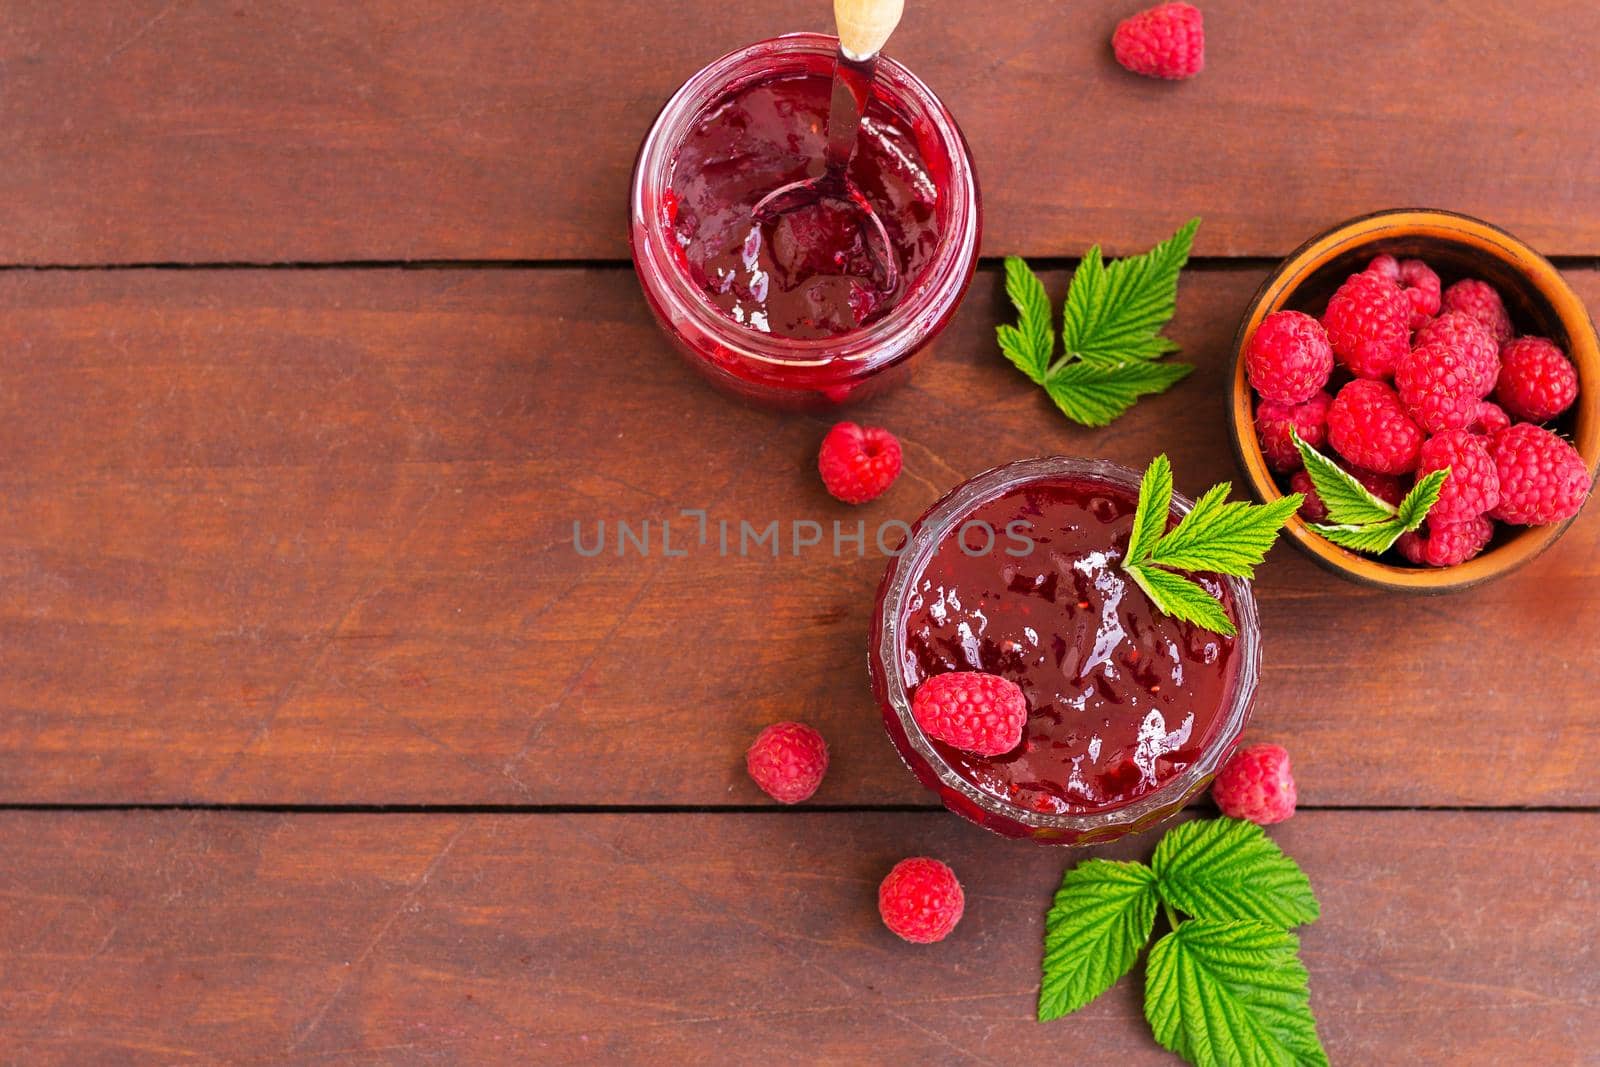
[871,456,1261,836]
[629,32,981,378]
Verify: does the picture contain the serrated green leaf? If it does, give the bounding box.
[1145,919,1328,1067]
[1038,860,1159,1021]
[1397,468,1449,530]
[1153,818,1320,929]
[1146,489,1302,579]
[997,221,1201,427]
[1292,431,1396,526]
[1043,359,1194,428]
[1310,518,1409,554]
[1125,563,1237,637]
[1062,218,1200,366]
[1126,454,1174,565]
[999,256,1054,383]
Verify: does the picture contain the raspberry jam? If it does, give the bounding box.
[665,70,941,339]
[871,458,1259,844]
[631,34,979,409]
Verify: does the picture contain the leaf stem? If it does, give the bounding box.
[1163,902,1181,933]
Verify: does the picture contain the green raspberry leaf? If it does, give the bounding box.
[1061,218,1201,366]
[997,220,1200,427]
[998,255,1055,384]
[1120,456,1301,636]
[1145,919,1329,1067]
[1125,563,1238,638]
[1310,518,1409,554]
[1038,860,1159,1021]
[1396,468,1449,530]
[1126,453,1174,565]
[1294,432,1448,557]
[1146,487,1303,579]
[1153,818,1320,929]
[1291,430,1397,526]
[1042,360,1194,428]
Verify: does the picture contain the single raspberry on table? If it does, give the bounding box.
[1397,517,1495,567]
[1211,743,1297,825]
[879,857,964,944]
[1496,336,1579,422]
[1255,391,1332,472]
[1368,254,1441,329]
[1111,2,1205,80]
[911,671,1027,757]
[1415,312,1500,396]
[818,422,902,504]
[1327,379,1424,474]
[1417,429,1501,523]
[1442,278,1513,342]
[1245,311,1334,404]
[745,722,829,805]
[1321,270,1412,380]
[1467,400,1511,437]
[1395,340,1496,433]
[1487,423,1592,525]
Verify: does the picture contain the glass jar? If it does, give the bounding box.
[869,457,1261,844]
[629,33,981,409]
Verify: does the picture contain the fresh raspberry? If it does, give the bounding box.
[1467,400,1511,437]
[1211,743,1297,825]
[1415,312,1500,395]
[1288,470,1326,521]
[1290,465,1401,523]
[1417,429,1501,523]
[1397,517,1495,567]
[818,422,902,504]
[1244,311,1334,404]
[1111,2,1205,80]
[1366,253,1401,281]
[1255,391,1332,472]
[910,671,1026,756]
[1487,424,1592,525]
[1327,379,1423,474]
[745,722,829,804]
[1321,271,1412,380]
[1394,340,1496,433]
[1368,255,1441,329]
[1441,279,1513,342]
[878,858,964,944]
[1495,336,1579,423]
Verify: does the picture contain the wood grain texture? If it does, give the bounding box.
[3,266,1598,806]
[4,1,1600,263]
[1,810,1595,1063]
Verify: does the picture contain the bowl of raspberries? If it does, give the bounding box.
[1230,209,1598,590]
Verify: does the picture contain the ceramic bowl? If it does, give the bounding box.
[1229,209,1599,591]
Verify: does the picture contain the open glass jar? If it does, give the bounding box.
[630,33,980,409]
[870,457,1261,844]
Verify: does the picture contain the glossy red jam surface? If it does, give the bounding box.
[897,475,1240,816]
[665,71,943,339]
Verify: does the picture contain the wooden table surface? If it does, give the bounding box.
[3,2,1597,1063]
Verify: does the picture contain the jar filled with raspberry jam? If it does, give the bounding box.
[630,33,980,409]
[871,457,1261,844]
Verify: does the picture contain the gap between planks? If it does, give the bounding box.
[0,802,1593,815]
[1,256,1596,274]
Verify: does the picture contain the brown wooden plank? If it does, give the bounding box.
[3,266,1598,806]
[0,810,1594,1062]
[5,2,1600,263]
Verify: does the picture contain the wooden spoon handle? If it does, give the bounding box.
[834,0,904,59]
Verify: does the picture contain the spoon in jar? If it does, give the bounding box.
[751,0,905,293]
